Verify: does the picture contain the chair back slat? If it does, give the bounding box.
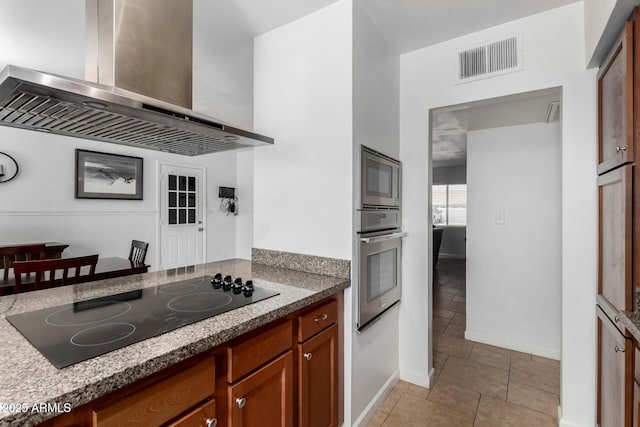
[129,240,149,264]
[13,255,99,292]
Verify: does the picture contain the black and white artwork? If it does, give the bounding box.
[75,149,143,200]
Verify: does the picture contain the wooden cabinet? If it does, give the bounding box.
[598,21,635,175]
[597,306,633,427]
[598,9,640,426]
[167,399,216,427]
[598,165,633,311]
[228,351,293,427]
[298,324,338,427]
[297,299,338,427]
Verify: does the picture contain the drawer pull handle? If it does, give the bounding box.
[315,313,328,322]
[236,397,247,409]
[616,146,628,152]
[304,352,313,361]
[615,345,625,353]
[206,418,218,427]
[615,315,620,323]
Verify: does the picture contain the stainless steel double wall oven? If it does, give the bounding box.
[357,145,404,331]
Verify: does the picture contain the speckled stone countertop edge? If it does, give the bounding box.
[619,310,640,341]
[0,261,349,427]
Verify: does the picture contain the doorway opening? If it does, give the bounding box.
[427,87,563,419]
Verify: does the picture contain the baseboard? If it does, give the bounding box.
[558,413,586,427]
[464,329,561,360]
[352,371,400,427]
[399,369,429,388]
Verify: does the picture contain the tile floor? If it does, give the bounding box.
[367,258,560,427]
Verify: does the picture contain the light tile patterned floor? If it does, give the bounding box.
[367,258,560,427]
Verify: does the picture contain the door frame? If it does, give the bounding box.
[156,160,207,269]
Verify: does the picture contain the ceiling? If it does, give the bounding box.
[431,87,562,167]
[232,0,580,53]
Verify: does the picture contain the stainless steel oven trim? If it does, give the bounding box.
[359,231,407,244]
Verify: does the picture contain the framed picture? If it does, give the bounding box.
[75,149,143,200]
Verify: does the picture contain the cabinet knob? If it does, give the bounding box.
[205,418,218,427]
[616,146,628,152]
[304,352,313,361]
[614,315,620,323]
[315,313,328,323]
[236,397,247,409]
[615,345,625,353]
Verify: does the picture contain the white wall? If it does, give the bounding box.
[0,1,255,267]
[253,1,353,260]
[584,0,616,67]
[351,1,400,425]
[466,122,561,357]
[400,4,597,426]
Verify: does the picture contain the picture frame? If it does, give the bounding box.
[75,149,143,200]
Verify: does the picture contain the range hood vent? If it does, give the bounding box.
[0,0,273,156]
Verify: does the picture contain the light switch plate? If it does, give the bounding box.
[496,210,505,225]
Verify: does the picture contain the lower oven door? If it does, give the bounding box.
[358,231,404,331]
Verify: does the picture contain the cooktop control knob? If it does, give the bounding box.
[222,275,233,292]
[233,278,244,294]
[243,280,254,297]
[211,273,223,289]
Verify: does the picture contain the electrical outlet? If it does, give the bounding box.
[495,210,505,225]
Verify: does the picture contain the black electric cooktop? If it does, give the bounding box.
[6,274,279,369]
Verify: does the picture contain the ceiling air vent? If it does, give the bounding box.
[455,35,523,84]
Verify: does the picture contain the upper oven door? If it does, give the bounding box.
[361,146,401,208]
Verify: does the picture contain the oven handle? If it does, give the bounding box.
[359,231,407,243]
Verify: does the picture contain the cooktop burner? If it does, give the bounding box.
[6,275,279,368]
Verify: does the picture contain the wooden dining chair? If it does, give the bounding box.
[0,243,46,281]
[13,254,99,293]
[129,240,149,264]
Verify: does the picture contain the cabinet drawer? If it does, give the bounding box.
[228,320,292,383]
[93,357,215,427]
[298,299,337,342]
[166,399,215,427]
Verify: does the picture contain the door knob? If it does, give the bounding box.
[304,352,313,361]
[205,418,217,427]
[236,397,246,408]
[198,227,204,231]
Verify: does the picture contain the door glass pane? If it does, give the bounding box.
[179,176,186,191]
[366,248,397,302]
[179,209,186,224]
[168,209,177,225]
[188,176,196,191]
[169,192,177,207]
[366,159,393,198]
[168,174,177,191]
[188,209,196,224]
[179,193,186,207]
[188,193,195,207]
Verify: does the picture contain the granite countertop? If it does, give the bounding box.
[619,310,640,341]
[0,259,350,427]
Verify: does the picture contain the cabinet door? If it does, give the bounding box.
[166,399,215,427]
[597,307,633,427]
[228,351,293,427]
[598,21,634,175]
[598,165,633,311]
[299,324,338,427]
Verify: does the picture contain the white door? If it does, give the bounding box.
[159,164,205,268]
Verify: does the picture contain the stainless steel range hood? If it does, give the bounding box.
[0,0,273,156]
